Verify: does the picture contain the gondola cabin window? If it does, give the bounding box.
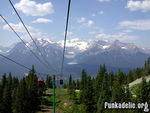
[59,78,63,85]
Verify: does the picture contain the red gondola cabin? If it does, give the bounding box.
[37,79,45,88]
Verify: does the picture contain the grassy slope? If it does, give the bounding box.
[37,88,73,113]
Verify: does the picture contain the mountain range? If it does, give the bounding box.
[0,38,150,78]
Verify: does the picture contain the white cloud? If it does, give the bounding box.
[122,30,133,33]
[89,31,97,35]
[96,33,137,41]
[21,31,48,41]
[32,18,53,23]
[98,0,111,2]
[120,19,150,31]
[126,0,150,12]
[92,13,96,17]
[77,17,86,23]
[76,17,94,27]
[15,0,54,16]
[87,20,94,27]
[2,22,47,41]
[92,10,103,17]
[3,22,35,33]
[98,10,104,15]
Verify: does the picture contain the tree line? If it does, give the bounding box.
[67,58,150,113]
[0,58,150,113]
[0,66,51,113]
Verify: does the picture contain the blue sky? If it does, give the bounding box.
[0,0,150,48]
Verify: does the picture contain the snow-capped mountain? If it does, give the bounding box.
[0,45,12,54]
[0,38,150,77]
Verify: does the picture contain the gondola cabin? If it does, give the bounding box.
[59,78,63,85]
[37,79,45,88]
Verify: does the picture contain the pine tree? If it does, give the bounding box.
[148,81,150,104]
[80,69,87,90]
[62,83,67,89]
[0,83,2,112]
[12,76,19,89]
[13,78,28,113]
[46,75,52,88]
[111,71,126,102]
[85,76,95,113]
[94,65,105,100]
[68,75,73,97]
[108,71,114,91]
[2,81,12,113]
[125,84,131,102]
[26,65,39,112]
[97,73,110,112]
[76,80,80,90]
[0,74,6,112]
[144,57,150,75]
[72,80,76,89]
[127,70,134,84]
[72,80,77,104]
[80,69,88,103]
[137,77,148,103]
[11,86,17,113]
[0,73,6,91]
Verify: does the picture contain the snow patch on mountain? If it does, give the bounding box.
[102,45,110,49]
[121,46,127,49]
[58,38,92,51]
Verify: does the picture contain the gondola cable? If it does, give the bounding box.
[60,0,71,75]
[0,14,52,71]
[9,0,55,72]
[0,53,49,75]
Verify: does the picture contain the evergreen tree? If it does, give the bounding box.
[72,80,76,89]
[12,77,19,89]
[26,65,39,112]
[0,73,6,91]
[2,82,12,113]
[11,86,17,113]
[148,81,150,104]
[0,73,7,112]
[111,71,126,102]
[127,70,134,84]
[135,68,144,78]
[13,78,28,113]
[72,80,77,104]
[144,57,150,75]
[108,71,114,91]
[45,75,52,88]
[80,69,87,90]
[76,79,80,90]
[137,77,148,103]
[85,76,95,113]
[68,75,73,97]
[0,83,2,112]
[94,65,106,99]
[62,83,67,89]
[80,69,88,103]
[97,73,110,112]
[125,84,131,102]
